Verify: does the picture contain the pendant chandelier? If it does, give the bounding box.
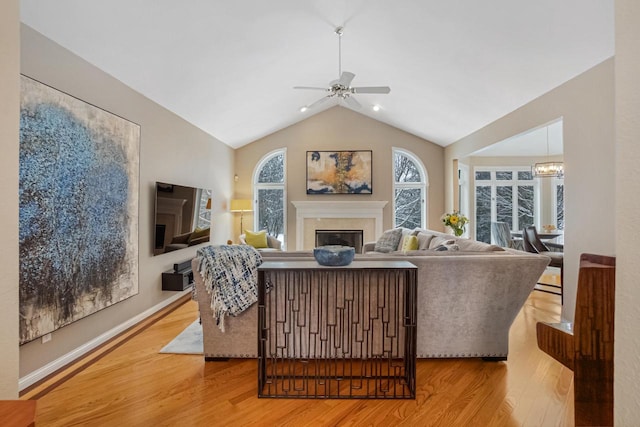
[532,126,564,178]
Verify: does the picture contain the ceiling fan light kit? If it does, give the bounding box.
[295,27,390,112]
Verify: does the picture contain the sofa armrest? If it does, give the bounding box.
[363,242,376,252]
[266,235,282,250]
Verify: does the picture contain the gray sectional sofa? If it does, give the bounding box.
[192,228,550,360]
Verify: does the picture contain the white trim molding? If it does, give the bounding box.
[291,200,387,250]
[18,290,190,391]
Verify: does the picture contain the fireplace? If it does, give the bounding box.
[292,201,387,250]
[315,230,364,254]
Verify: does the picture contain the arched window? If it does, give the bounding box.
[393,148,428,229]
[253,149,286,247]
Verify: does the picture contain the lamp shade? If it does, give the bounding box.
[205,198,211,210]
[230,199,253,212]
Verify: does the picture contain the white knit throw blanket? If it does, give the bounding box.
[196,245,263,332]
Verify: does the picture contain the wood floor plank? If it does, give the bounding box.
[29,286,573,426]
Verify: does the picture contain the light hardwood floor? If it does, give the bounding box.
[25,272,573,426]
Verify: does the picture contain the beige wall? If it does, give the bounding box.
[0,0,19,398]
[445,59,615,323]
[234,106,445,249]
[615,0,640,422]
[18,26,234,377]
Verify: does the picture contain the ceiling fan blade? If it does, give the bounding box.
[293,86,329,91]
[307,96,332,109]
[352,86,391,94]
[338,71,355,87]
[343,95,361,109]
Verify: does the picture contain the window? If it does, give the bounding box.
[458,163,470,222]
[474,167,537,243]
[393,148,428,229]
[554,177,564,230]
[194,188,212,229]
[253,149,286,247]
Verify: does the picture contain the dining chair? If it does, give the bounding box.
[523,225,564,302]
[491,222,514,248]
[491,222,511,247]
[491,221,523,250]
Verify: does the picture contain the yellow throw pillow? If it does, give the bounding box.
[245,230,268,249]
[401,235,419,252]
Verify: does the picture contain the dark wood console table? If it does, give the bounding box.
[257,260,417,399]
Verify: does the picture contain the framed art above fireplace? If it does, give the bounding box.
[306,150,372,194]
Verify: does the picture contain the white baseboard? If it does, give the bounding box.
[19,290,191,391]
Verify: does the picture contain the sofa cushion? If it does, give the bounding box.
[455,238,505,252]
[401,235,419,252]
[429,236,456,249]
[244,230,268,249]
[374,228,404,253]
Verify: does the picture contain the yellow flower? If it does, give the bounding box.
[449,216,459,225]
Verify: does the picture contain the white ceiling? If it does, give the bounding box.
[20,1,614,149]
[471,119,563,157]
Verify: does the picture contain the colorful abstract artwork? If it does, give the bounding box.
[306,150,373,194]
[18,75,140,344]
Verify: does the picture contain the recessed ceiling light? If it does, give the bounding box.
[300,106,308,113]
[373,105,381,112]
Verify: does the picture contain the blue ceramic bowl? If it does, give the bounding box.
[313,245,355,266]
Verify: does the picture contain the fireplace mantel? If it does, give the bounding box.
[291,201,387,250]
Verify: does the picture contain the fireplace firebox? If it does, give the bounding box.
[315,229,364,254]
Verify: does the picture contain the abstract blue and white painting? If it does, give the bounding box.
[19,75,140,345]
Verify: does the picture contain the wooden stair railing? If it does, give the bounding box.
[536,253,615,427]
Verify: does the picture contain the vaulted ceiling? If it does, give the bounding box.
[20,1,614,149]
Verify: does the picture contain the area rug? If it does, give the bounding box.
[159,320,203,355]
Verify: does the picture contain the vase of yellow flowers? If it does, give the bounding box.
[441,211,469,237]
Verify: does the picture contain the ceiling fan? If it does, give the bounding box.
[294,27,391,111]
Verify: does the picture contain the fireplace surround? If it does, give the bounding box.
[291,201,387,251]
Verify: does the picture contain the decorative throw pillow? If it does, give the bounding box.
[414,232,435,250]
[401,235,419,252]
[374,228,403,253]
[433,243,460,252]
[244,230,268,248]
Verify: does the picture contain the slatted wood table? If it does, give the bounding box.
[257,260,417,399]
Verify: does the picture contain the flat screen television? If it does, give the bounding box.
[153,181,211,256]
